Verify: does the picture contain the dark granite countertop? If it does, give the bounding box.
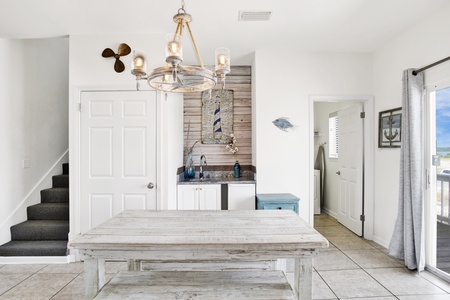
[178,177,256,185]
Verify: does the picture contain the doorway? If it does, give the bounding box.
[309,95,374,239]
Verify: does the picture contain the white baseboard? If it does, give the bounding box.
[322,207,338,220]
[372,235,390,249]
[0,256,70,264]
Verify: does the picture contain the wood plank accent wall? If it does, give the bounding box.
[183,66,252,167]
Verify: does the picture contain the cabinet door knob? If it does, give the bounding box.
[147,182,155,189]
[336,171,341,175]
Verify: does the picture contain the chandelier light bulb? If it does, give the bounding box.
[134,57,145,69]
[218,54,227,67]
[215,47,231,75]
[168,41,180,56]
[162,74,171,83]
[131,50,147,78]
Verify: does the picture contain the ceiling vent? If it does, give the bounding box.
[239,11,272,21]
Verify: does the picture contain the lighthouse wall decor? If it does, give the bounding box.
[378,107,402,148]
[201,89,234,144]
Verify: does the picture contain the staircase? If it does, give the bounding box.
[0,163,69,256]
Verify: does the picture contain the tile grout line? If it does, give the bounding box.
[0,264,47,297]
[313,266,340,300]
[49,272,83,299]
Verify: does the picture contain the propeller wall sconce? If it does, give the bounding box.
[102,43,131,73]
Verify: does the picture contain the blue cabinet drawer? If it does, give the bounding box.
[256,193,300,214]
[259,203,298,212]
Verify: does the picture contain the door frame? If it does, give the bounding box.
[309,95,374,240]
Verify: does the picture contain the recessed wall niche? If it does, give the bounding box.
[183,66,252,166]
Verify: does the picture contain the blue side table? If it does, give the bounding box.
[256,193,300,214]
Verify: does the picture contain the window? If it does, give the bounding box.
[329,112,339,158]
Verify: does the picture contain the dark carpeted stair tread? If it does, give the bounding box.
[62,163,69,175]
[27,203,69,220]
[0,240,68,256]
[52,174,69,188]
[11,220,69,241]
[0,163,70,257]
[41,187,69,203]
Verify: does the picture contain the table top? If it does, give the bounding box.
[70,210,327,250]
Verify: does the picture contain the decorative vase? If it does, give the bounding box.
[184,151,196,179]
[234,161,240,178]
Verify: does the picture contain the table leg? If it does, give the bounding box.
[84,257,105,299]
[294,257,313,300]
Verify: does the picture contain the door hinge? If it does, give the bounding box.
[360,112,365,118]
[360,214,365,222]
[78,103,82,112]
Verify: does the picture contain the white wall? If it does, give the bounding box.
[68,34,184,236]
[314,101,354,216]
[254,51,373,224]
[373,3,450,247]
[0,38,69,244]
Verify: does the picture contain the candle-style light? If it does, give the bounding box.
[165,33,183,66]
[215,47,231,88]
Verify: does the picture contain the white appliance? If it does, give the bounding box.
[314,169,321,214]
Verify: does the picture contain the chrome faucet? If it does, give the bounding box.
[199,155,207,179]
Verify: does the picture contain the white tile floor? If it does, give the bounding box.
[286,214,450,300]
[0,214,449,299]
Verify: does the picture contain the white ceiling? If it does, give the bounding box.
[1,0,448,64]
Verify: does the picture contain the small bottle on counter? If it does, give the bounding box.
[234,161,240,178]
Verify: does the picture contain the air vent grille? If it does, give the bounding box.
[239,11,272,21]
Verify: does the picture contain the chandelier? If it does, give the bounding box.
[130,1,231,93]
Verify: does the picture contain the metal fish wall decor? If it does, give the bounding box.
[273,117,295,132]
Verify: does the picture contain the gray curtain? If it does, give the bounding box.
[388,69,425,271]
[314,145,326,208]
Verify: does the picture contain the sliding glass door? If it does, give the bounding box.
[426,82,450,279]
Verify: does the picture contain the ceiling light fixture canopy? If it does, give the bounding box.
[131,0,231,93]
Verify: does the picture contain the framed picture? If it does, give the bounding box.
[378,107,402,148]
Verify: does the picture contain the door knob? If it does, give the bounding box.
[336,171,341,175]
[147,182,155,189]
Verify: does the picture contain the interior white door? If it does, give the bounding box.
[80,91,157,233]
[337,103,363,236]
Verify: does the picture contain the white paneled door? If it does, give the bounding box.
[80,91,157,233]
[337,103,363,236]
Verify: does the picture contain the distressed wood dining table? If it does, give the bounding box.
[69,210,328,299]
